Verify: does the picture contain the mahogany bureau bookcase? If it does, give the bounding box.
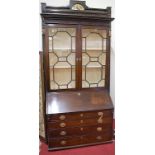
[40,0,114,151]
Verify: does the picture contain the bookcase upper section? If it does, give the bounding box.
[41,1,114,91]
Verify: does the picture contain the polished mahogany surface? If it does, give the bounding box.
[46,90,113,114]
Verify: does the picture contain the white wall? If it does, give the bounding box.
[39,0,115,109]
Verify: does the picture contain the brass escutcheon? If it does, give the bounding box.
[60,140,66,145]
[80,127,83,131]
[59,115,66,120]
[60,131,66,136]
[59,122,66,128]
[96,136,102,140]
[97,127,102,132]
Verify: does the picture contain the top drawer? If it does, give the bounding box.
[47,109,113,122]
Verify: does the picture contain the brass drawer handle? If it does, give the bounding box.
[98,112,104,116]
[98,112,104,124]
[60,140,66,145]
[97,127,102,132]
[80,113,84,117]
[59,122,66,128]
[96,136,102,140]
[60,131,67,136]
[59,115,66,120]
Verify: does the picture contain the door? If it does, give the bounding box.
[44,26,110,91]
[45,26,77,91]
[81,27,109,89]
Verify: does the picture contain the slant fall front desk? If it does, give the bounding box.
[40,0,114,151]
[46,90,113,150]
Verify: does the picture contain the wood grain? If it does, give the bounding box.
[46,90,113,114]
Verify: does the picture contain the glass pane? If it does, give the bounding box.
[82,28,107,88]
[48,27,76,90]
[53,32,71,50]
[86,68,102,83]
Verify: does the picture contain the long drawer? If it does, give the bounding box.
[47,116,113,129]
[47,110,113,122]
[48,124,112,138]
[48,132,113,149]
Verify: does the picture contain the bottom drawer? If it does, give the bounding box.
[48,133,113,149]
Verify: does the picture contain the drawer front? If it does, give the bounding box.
[47,110,113,122]
[48,116,113,129]
[48,133,112,149]
[48,124,112,138]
